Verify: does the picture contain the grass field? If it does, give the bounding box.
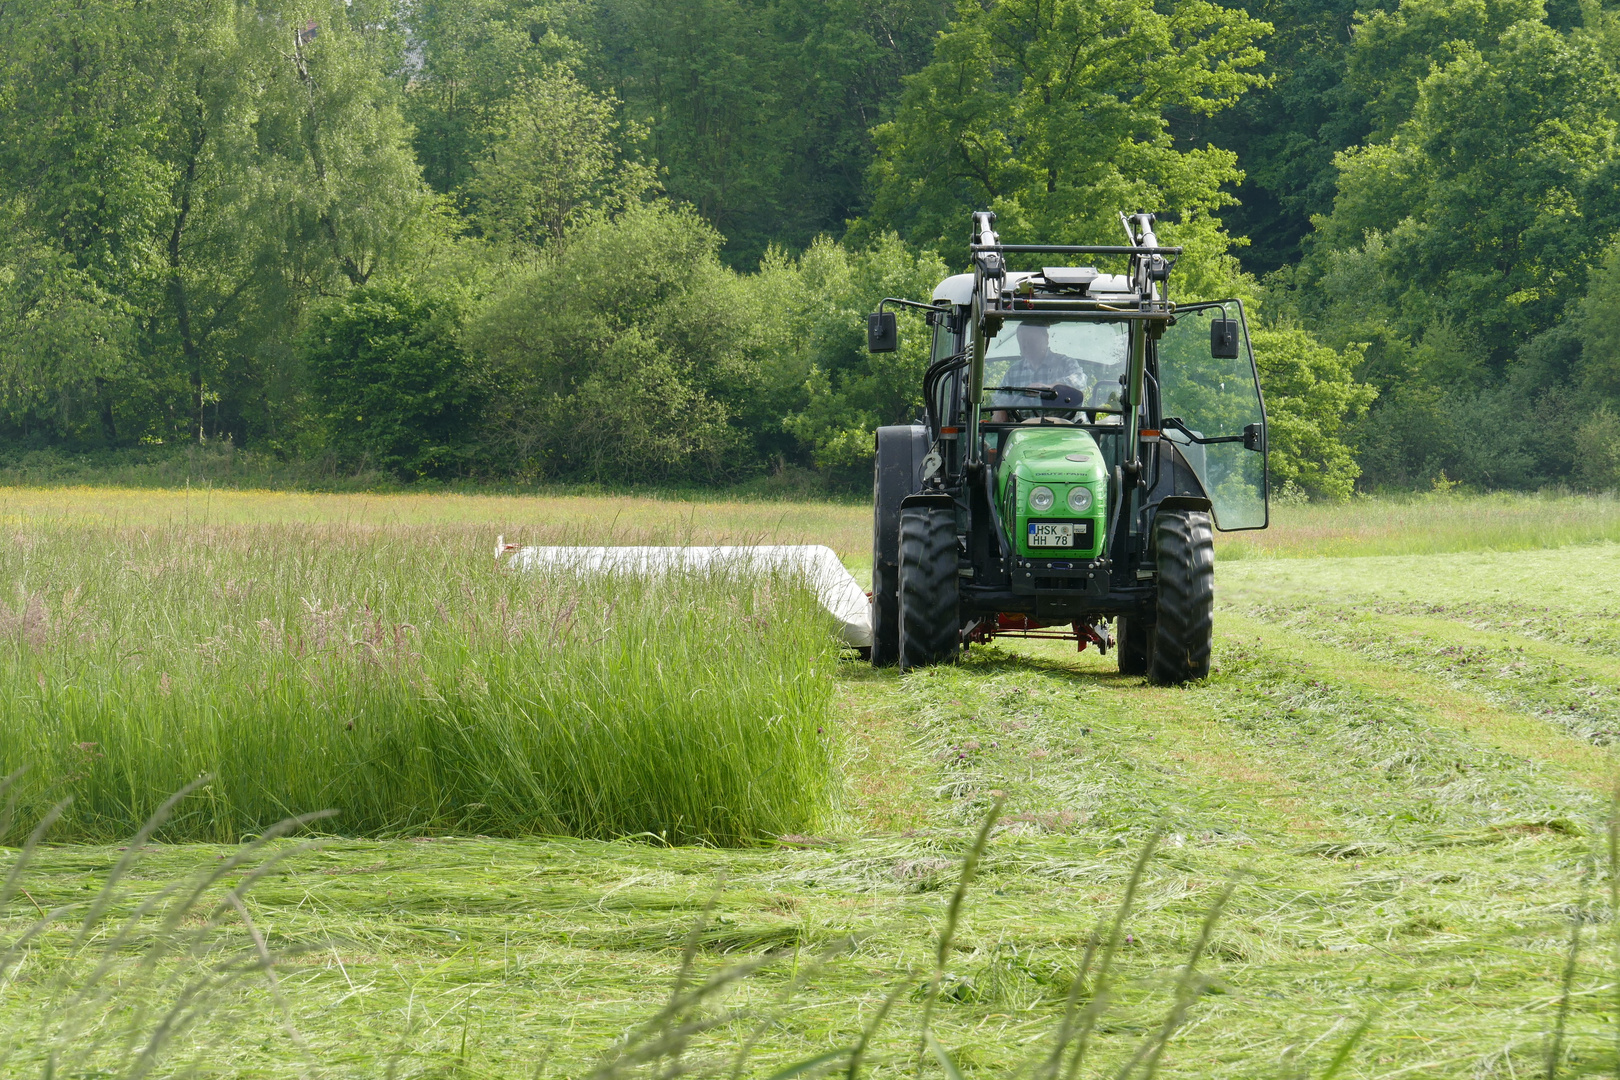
[0,519,838,845]
[3,488,1620,1077]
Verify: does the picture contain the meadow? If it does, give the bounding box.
[2,486,1619,1077]
[0,517,838,845]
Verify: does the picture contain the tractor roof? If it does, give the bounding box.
[931,269,1135,306]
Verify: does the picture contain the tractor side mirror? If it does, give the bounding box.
[868,311,898,352]
[1211,319,1241,359]
[1243,423,1263,451]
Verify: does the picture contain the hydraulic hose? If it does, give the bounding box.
[921,351,968,433]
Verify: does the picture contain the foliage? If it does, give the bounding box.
[401,0,587,196]
[467,67,654,249]
[1313,21,1620,364]
[1269,0,1620,492]
[587,0,948,264]
[2,0,1612,492]
[857,0,1269,263]
[1573,405,1620,491]
[469,202,769,481]
[0,228,133,443]
[300,283,480,479]
[773,235,949,475]
[0,0,437,450]
[1185,0,1366,274]
[1576,239,1620,400]
[1249,327,1375,499]
[1342,0,1546,142]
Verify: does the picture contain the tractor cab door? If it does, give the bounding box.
[1153,301,1268,530]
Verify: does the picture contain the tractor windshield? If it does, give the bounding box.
[983,319,1128,413]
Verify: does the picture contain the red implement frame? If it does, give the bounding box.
[964,613,1112,653]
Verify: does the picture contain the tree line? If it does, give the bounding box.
[1,0,1616,494]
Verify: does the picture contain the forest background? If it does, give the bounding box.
[3,0,1620,498]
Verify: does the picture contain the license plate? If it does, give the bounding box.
[1028,522,1074,548]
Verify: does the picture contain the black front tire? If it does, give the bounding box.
[1149,509,1215,685]
[898,506,960,670]
[1117,617,1151,676]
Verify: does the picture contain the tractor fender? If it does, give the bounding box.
[874,425,931,574]
[900,492,956,511]
[872,425,931,666]
[1154,439,1214,506]
[1154,495,1213,514]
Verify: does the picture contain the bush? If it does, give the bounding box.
[1574,406,1620,492]
[469,202,779,482]
[1249,327,1376,500]
[774,234,949,481]
[300,283,480,479]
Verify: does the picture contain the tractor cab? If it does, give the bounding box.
[866,211,1269,683]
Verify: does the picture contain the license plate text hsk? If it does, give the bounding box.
[1028,522,1075,547]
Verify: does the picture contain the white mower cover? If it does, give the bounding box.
[499,543,873,649]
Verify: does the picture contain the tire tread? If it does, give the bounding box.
[1149,509,1214,685]
[898,507,960,670]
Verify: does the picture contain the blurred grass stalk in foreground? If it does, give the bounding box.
[0,778,333,1078]
[0,522,837,845]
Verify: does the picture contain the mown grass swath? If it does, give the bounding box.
[0,776,332,1078]
[0,522,837,844]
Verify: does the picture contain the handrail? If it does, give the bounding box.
[970,244,1183,255]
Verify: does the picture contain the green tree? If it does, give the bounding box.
[467,66,653,249]
[401,0,586,196]
[467,202,766,481]
[1576,239,1620,400]
[857,0,1269,258]
[1177,0,1366,275]
[0,0,435,449]
[1343,0,1544,142]
[301,283,480,478]
[0,226,134,444]
[0,0,170,442]
[773,234,948,474]
[1572,405,1620,490]
[586,0,948,263]
[1249,327,1375,498]
[1313,21,1620,368]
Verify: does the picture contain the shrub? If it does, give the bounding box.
[469,202,771,482]
[301,283,480,479]
[1249,327,1376,500]
[1574,406,1620,492]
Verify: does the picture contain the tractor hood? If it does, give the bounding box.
[995,426,1109,559]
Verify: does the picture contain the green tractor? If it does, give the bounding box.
[866,211,1268,683]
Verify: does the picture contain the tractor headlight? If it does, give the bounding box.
[1029,486,1055,512]
[1067,486,1093,513]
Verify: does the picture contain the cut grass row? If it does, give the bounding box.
[0,521,837,844]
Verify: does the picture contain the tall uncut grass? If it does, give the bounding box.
[0,521,837,845]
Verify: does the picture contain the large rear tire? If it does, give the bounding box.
[1149,509,1214,685]
[898,506,960,670]
[871,426,929,666]
[1117,617,1151,676]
